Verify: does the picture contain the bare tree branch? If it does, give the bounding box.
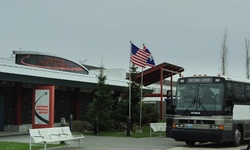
[221,28,229,75]
[246,38,250,79]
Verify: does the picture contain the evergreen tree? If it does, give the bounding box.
[129,65,142,126]
[85,66,114,131]
[113,65,145,129]
[104,64,159,130]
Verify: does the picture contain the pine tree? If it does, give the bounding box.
[110,65,159,129]
[129,65,142,125]
[113,65,142,129]
[85,66,114,131]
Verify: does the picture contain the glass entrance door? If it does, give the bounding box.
[0,94,4,131]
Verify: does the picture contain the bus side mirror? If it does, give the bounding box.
[167,90,172,98]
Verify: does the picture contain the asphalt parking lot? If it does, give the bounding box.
[0,134,248,150]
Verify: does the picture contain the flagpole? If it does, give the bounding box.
[127,41,132,136]
[130,42,153,133]
[129,41,132,120]
[139,67,143,129]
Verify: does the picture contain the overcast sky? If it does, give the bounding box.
[1,0,250,79]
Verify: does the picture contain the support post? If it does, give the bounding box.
[94,118,99,135]
[160,68,163,120]
[60,117,66,144]
[69,114,73,131]
[126,117,131,136]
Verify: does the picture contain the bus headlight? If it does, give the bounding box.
[210,125,224,130]
[173,123,184,128]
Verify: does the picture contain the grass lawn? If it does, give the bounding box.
[94,125,166,138]
[0,142,62,150]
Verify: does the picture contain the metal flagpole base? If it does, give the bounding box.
[126,117,131,136]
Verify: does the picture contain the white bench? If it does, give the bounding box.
[29,126,84,150]
[150,123,166,137]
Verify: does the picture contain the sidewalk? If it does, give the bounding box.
[0,131,28,137]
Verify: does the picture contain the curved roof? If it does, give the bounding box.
[0,57,129,91]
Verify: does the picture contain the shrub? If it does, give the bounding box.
[142,104,159,124]
[72,120,91,133]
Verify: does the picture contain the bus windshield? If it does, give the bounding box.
[175,83,224,115]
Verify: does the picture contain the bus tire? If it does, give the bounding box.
[185,140,196,146]
[231,126,242,147]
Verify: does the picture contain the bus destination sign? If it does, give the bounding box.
[187,78,213,83]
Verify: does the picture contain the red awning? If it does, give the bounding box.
[133,62,184,86]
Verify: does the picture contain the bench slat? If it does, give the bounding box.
[29,129,44,143]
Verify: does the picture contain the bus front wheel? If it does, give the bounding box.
[231,126,242,147]
[185,140,196,146]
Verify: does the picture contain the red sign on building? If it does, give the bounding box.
[14,51,89,74]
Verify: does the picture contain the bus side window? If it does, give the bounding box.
[233,82,246,102]
[225,82,233,111]
[226,82,233,100]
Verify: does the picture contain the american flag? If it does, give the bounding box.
[130,43,150,68]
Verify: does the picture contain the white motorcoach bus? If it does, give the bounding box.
[166,75,250,146]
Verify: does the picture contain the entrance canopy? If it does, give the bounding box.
[134,62,184,86]
[133,62,184,120]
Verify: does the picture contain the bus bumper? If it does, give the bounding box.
[172,129,233,143]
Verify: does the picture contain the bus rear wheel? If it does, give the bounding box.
[185,140,196,146]
[231,126,242,147]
